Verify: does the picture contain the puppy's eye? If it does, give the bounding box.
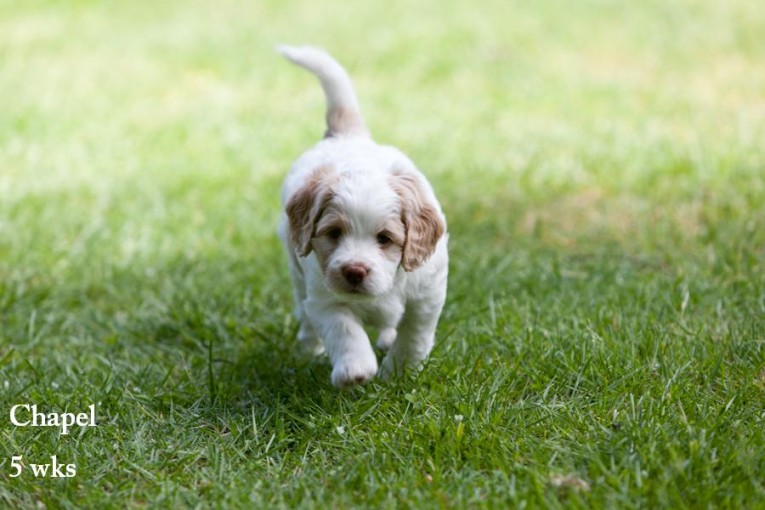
[327,227,343,240]
[376,233,392,246]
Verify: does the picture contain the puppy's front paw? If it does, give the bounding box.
[375,328,397,351]
[331,354,378,389]
[294,320,325,358]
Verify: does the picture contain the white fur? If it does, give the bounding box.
[277,46,448,388]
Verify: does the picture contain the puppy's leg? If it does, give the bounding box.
[287,251,324,357]
[380,291,445,379]
[296,311,323,357]
[304,300,378,388]
[374,300,405,352]
[375,328,397,351]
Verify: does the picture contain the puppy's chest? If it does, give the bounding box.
[349,294,405,329]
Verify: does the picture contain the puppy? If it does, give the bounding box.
[277,46,448,388]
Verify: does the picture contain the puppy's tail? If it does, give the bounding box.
[278,45,370,139]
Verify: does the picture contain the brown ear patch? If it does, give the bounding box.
[390,169,445,271]
[285,164,337,256]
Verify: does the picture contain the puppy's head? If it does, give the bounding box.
[286,164,444,297]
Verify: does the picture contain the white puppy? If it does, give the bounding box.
[276,46,448,388]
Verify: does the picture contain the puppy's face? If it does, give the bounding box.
[287,164,444,297]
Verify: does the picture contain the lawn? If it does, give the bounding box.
[1,0,764,507]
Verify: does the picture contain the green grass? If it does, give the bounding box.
[1,0,764,507]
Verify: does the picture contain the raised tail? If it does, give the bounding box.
[278,45,370,139]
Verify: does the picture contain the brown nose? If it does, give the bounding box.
[342,264,369,285]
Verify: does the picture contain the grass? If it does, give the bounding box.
[1,0,764,507]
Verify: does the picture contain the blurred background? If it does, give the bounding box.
[2,0,763,263]
[3,0,764,234]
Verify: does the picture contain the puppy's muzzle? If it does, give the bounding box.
[341,263,369,286]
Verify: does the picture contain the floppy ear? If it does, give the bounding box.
[286,165,335,257]
[390,169,446,272]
